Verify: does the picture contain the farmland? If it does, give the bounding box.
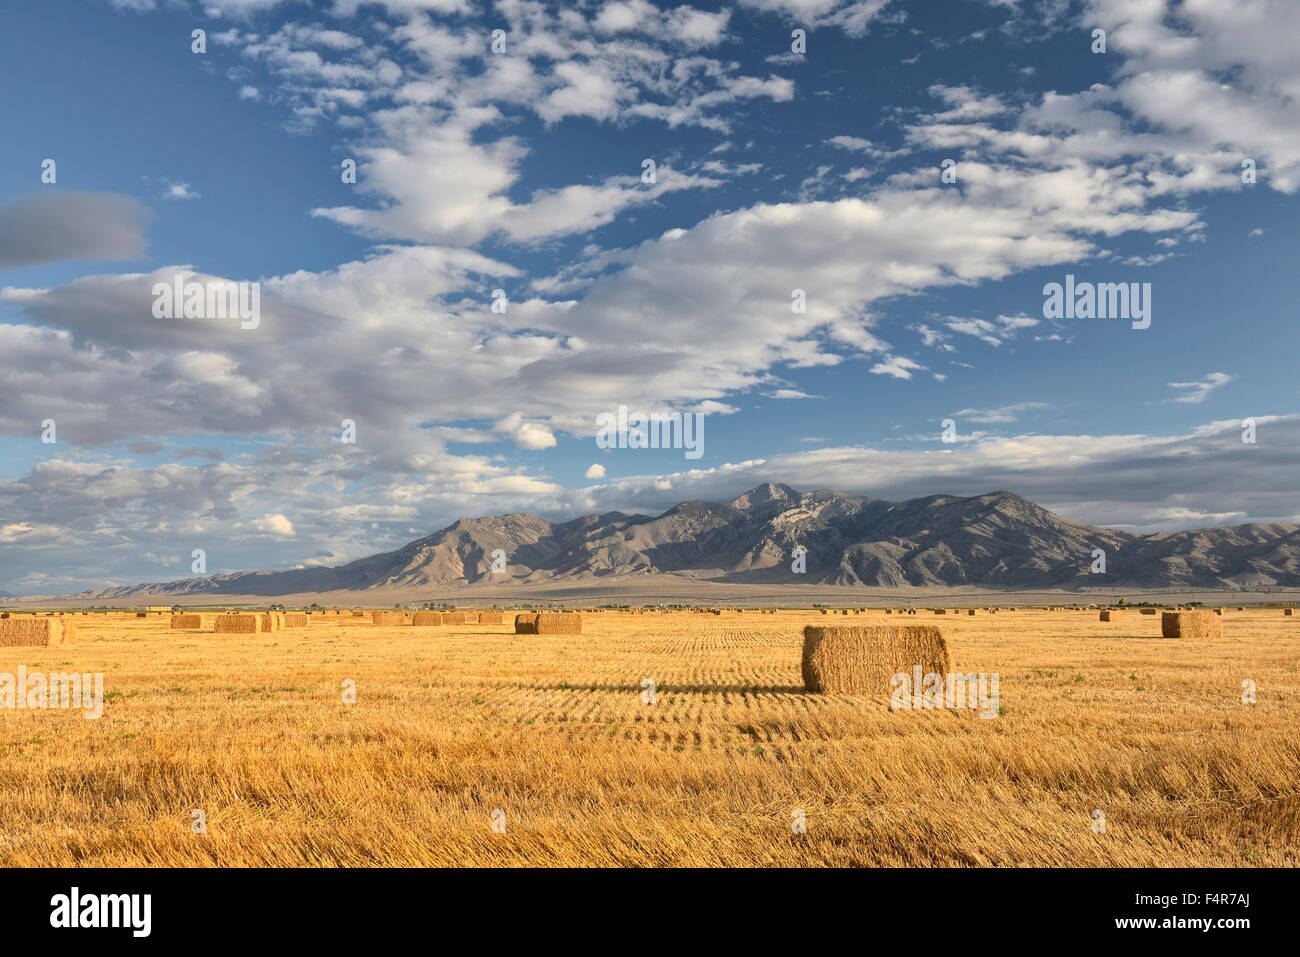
[0,607,1296,866]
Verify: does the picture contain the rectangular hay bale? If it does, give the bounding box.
[533,612,582,634]
[214,614,262,634]
[802,624,949,695]
[1161,611,1222,639]
[1100,610,1123,621]
[0,617,76,646]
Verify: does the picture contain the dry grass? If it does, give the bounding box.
[0,607,1296,866]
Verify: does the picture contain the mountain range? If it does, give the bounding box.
[74,485,1300,598]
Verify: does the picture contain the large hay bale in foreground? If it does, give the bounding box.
[412,611,443,626]
[441,612,467,625]
[260,613,283,632]
[1100,610,1123,622]
[170,614,204,629]
[478,611,503,625]
[514,613,539,633]
[215,614,261,634]
[371,611,409,626]
[1286,609,1294,616]
[0,617,76,646]
[1161,611,1222,639]
[533,612,582,634]
[802,624,949,695]
[283,613,308,627]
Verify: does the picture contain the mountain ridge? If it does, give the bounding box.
[71,485,1300,598]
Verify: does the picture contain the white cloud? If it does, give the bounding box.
[584,463,607,479]
[164,182,200,200]
[870,356,924,379]
[950,402,1049,424]
[253,513,296,537]
[1165,372,1232,405]
[494,412,557,451]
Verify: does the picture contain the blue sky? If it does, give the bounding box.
[1,0,1298,594]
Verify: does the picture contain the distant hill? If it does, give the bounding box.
[76,485,1300,598]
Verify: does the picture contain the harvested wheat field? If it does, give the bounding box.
[0,606,1296,867]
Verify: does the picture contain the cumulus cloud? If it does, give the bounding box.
[494,413,558,451]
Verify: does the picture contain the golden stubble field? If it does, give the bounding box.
[1,608,1297,866]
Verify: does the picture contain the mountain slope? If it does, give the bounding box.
[79,485,1300,597]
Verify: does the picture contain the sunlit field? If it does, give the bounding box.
[2,607,1296,866]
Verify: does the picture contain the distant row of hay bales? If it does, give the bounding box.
[0,617,77,646]
[802,624,948,694]
[514,613,582,634]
